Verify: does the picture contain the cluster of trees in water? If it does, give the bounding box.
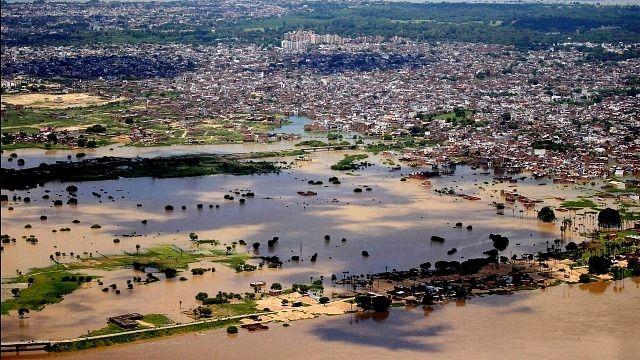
[537,206,623,229]
[0,155,278,190]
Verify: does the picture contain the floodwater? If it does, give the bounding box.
[0,118,627,343]
[7,279,640,360]
[0,143,615,341]
[0,116,325,169]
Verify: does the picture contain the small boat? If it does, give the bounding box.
[297,191,317,196]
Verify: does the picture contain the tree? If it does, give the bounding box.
[371,295,392,312]
[46,132,58,144]
[355,295,391,312]
[227,325,238,334]
[270,283,282,290]
[319,296,330,305]
[197,306,212,318]
[252,242,260,250]
[489,234,509,251]
[86,124,107,133]
[598,208,621,228]
[11,288,20,297]
[18,308,30,319]
[195,292,209,302]
[189,233,198,241]
[588,255,611,275]
[419,262,432,271]
[163,268,178,279]
[565,242,578,251]
[537,206,556,222]
[579,274,592,283]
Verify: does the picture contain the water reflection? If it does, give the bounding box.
[578,281,611,295]
[317,310,446,351]
[3,282,639,360]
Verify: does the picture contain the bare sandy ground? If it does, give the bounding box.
[1,93,125,109]
[244,293,353,324]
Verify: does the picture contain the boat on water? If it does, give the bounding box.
[297,191,317,196]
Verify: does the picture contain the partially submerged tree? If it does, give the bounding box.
[537,206,556,222]
[598,208,621,228]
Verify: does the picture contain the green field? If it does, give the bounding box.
[0,101,133,134]
[331,154,369,171]
[560,198,599,209]
[86,314,173,336]
[1,270,92,314]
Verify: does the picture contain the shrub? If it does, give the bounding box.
[163,268,178,279]
[579,274,592,283]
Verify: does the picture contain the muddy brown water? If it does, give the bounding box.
[4,280,639,360]
[0,143,623,342]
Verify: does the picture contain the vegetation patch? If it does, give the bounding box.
[86,314,173,337]
[560,198,598,209]
[330,154,369,171]
[1,154,279,190]
[48,319,239,352]
[65,246,203,272]
[213,253,252,272]
[1,270,92,314]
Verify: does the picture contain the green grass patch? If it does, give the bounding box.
[213,253,250,270]
[49,318,239,352]
[330,154,369,171]
[0,101,132,133]
[237,149,305,159]
[210,300,259,317]
[142,313,173,326]
[65,246,203,272]
[86,322,127,337]
[1,270,92,314]
[85,313,173,337]
[560,198,598,209]
[296,140,330,147]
